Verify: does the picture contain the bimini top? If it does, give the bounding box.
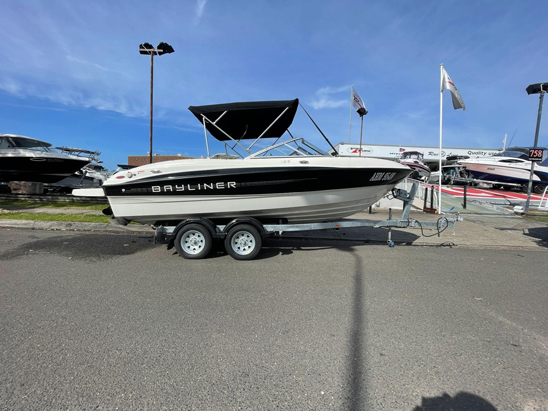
[188,99,298,141]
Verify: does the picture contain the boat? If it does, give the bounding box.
[396,151,431,181]
[458,146,548,193]
[0,134,92,183]
[75,99,412,225]
[45,147,110,192]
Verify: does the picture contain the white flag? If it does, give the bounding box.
[351,86,365,111]
[441,67,465,110]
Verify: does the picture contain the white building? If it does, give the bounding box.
[332,143,503,171]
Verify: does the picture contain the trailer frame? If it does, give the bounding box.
[153,182,461,260]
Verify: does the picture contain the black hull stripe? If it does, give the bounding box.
[0,157,89,183]
[123,166,357,184]
[103,167,411,196]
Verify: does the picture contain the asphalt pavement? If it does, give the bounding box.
[1,202,548,409]
[0,229,547,410]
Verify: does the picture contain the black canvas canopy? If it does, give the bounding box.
[188,99,298,142]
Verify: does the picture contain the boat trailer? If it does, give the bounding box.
[153,182,461,260]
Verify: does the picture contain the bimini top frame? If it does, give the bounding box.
[188,99,299,158]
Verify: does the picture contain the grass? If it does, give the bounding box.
[0,200,106,211]
[526,215,548,224]
[0,212,111,223]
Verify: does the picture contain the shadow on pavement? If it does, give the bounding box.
[282,227,423,243]
[339,246,369,411]
[257,237,389,260]
[412,392,498,410]
[523,226,548,248]
[0,233,154,261]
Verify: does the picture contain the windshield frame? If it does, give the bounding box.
[246,137,331,159]
[2,137,55,152]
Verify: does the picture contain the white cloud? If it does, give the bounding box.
[310,97,347,110]
[66,55,109,72]
[0,78,24,97]
[194,0,208,25]
[310,85,350,109]
[316,85,350,95]
[0,75,147,118]
[0,101,65,112]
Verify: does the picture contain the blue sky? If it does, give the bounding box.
[1,0,547,170]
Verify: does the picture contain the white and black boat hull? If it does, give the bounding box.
[106,185,398,225]
[460,162,548,185]
[94,158,411,225]
[398,161,431,180]
[0,154,90,183]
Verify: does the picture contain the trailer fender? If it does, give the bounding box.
[223,217,269,237]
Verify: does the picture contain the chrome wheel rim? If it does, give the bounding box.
[181,230,206,255]
[230,231,256,256]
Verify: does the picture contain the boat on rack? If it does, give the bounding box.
[0,134,91,183]
[396,151,431,181]
[45,147,110,192]
[458,146,548,193]
[75,99,411,225]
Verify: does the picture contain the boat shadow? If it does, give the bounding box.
[254,228,423,259]
[205,239,344,260]
[522,226,548,248]
[412,392,498,410]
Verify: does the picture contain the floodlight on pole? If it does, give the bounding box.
[524,82,547,213]
[139,42,175,164]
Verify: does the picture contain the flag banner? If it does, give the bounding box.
[351,86,365,111]
[441,67,466,110]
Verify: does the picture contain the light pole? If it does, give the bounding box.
[524,82,547,213]
[356,107,368,157]
[139,42,175,164]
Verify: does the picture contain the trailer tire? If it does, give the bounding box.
[224,224,262,260]
[534,184,548,194]
[174,224,213,259]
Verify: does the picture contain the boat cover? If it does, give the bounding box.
[188,99,298,141]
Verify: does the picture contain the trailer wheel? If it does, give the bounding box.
[224,224,262,260]
[534,184,548,194]
[174,224,213,259]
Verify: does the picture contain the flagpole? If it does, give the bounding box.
[348,86,353,143]
[439,64,444,214]
[359,115,363,157]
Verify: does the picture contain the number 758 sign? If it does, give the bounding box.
[528,148,545,161]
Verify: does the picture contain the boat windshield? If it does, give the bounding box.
[247,138,331,158]
[1,137,55,152]
[401,151,424,161]
[493,147,529,160]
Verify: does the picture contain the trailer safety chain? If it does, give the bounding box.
[411,217,450,238]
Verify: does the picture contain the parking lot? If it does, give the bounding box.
[1,228,547,410]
